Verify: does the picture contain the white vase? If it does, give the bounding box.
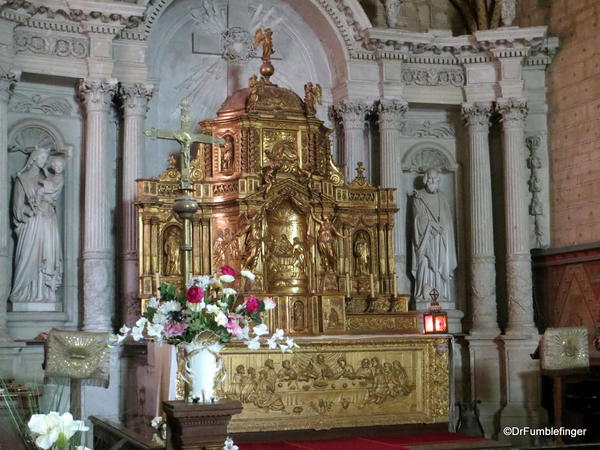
[179,335,224,403]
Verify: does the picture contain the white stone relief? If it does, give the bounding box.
[9,93,73,116]
[401,67,465,87]
[14,31,88,59]
[526,136,544,248]
[410,168,457,301]
[9,126,56,153]
[500,0,517,27]
[10,146,65,309]
[399,120,455,138]
[406,147,453,173]
[381,0,405,28]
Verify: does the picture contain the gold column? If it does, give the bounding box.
[150,218,159,274]
[192,218,201,275]
[142,217,151,274]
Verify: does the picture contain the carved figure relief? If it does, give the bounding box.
[163,226,182,275]
[213,228,240,268]
[237,210,264,271]
[221,135,235,174]
[293,300,305,331]
[312,213,345,273]
[410,168,457,300]
[10,147,64,304]
[353,231,371,276]
[303,82,322,116]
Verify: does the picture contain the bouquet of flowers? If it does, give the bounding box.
[115,266,297,352]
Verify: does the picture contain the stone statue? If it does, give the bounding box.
[381,0,404,28]
[10,147,64,305]
[410,168,457,301]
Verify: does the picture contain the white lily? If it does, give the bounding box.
[246,337,260,350]
[187,301,205,313]
[135,317,148,328]
[131,326,144,341]
[253,323,269,336]
[222,287,237,296]
[147,323,164,339]
[219,274,235,283]
[147,297,160,309]
[118,325,131,335]
[223,436,239,450]
[215,311,228,327]
[239,326,250,340]
[263,297,276,310]
[206,304,220,315]
[152,312,168,325]
[240,270,256,281]
[266,336,278,350]
[28,412,61,450]
[151,416,164,429]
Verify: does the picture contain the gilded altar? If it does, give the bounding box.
[136,51,449,429]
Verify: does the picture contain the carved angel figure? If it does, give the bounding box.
[312,213,345,273]
[304,82,322,116]
[253,28,274,63]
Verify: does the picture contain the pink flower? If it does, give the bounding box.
[263,297,276,310]
[163,318,189,338]
[221,265,237,276]
[226,315,243,337]
[186,286,204,303]
[245,296,260,313]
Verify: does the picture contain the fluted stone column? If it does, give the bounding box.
[0,70,18,342]
[119,83,153,324]
[378,99,408,290]
[334,101,371,180]
[79,79,117,332]
[496,98,536,336]
[462,103,500,336]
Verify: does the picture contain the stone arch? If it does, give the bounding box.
[401,141,458,173]
[8,118,72,156]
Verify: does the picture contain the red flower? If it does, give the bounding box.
[221,265,237,276]
[187,286,204,303]
[245,296,260,313]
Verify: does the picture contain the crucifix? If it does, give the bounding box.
[145,98,225,282]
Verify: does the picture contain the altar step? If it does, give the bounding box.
[236,432,509,449]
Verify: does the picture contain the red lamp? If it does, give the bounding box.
[423,288,448,334]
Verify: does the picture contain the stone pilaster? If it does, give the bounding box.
[0,70,18,342]
[462,102,500,336]
[496,98,536,337]
[119,83,153,325]
[78,78,117,332]
[377,99,408,290]
[333,101,371,180]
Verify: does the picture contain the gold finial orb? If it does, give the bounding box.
[260,62,275,79]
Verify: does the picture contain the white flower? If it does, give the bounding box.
[253,323,269,336]
[187,301,205,313]
[263,297,276,310]
[222,288,237,296]
[135,317,148,328]
[266,336,278,350]
[246,337,260,350]
[28,412,89,450]
[215,311,228,327]
[240,270,256,281]
[188,275,211,289]
[131,326,144,341]
[119,325,131,335]
[217,300,228,308]
[239,326,250,340]
[147,297,160,309]
[75,446,92,450]
[206,304,220,315]
[151,416,164,429]
[158,300,181,314]
[224,436,239,450]
[152,312,168,325]
[219,274,235,284]
[272,328,285,340]
[116,334,128,344]
[147,323,164,339]
[279,343,289,352]
[285,337,296,349]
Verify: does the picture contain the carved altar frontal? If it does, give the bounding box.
[217,336,449,432]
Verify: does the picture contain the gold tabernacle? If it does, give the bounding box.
[136,34,448,430]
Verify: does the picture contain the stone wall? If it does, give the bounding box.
[521,0,600,247]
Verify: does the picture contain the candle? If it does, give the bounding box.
[392,272,397,298]
[370,273,375,298]
[346,273,351,297]
[154,273,161,299]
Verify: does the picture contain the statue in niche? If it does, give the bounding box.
[237,210,264,271]
[163,227,182,275]
[10,147,64,304]
[221,135,234,174]
[353,231,370,275]
[312,213,345,273]
[293,300,305,330]
[410,168,457,301]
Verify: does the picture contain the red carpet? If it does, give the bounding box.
[239,432,487,449]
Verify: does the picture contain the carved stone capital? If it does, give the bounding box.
[119,83,153,116]
[496,98,528,128]
[462,102,492,132]
[377,99,408,129]
[0,70,20,103]
[333,100,371,129]
[78,78,117,113]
